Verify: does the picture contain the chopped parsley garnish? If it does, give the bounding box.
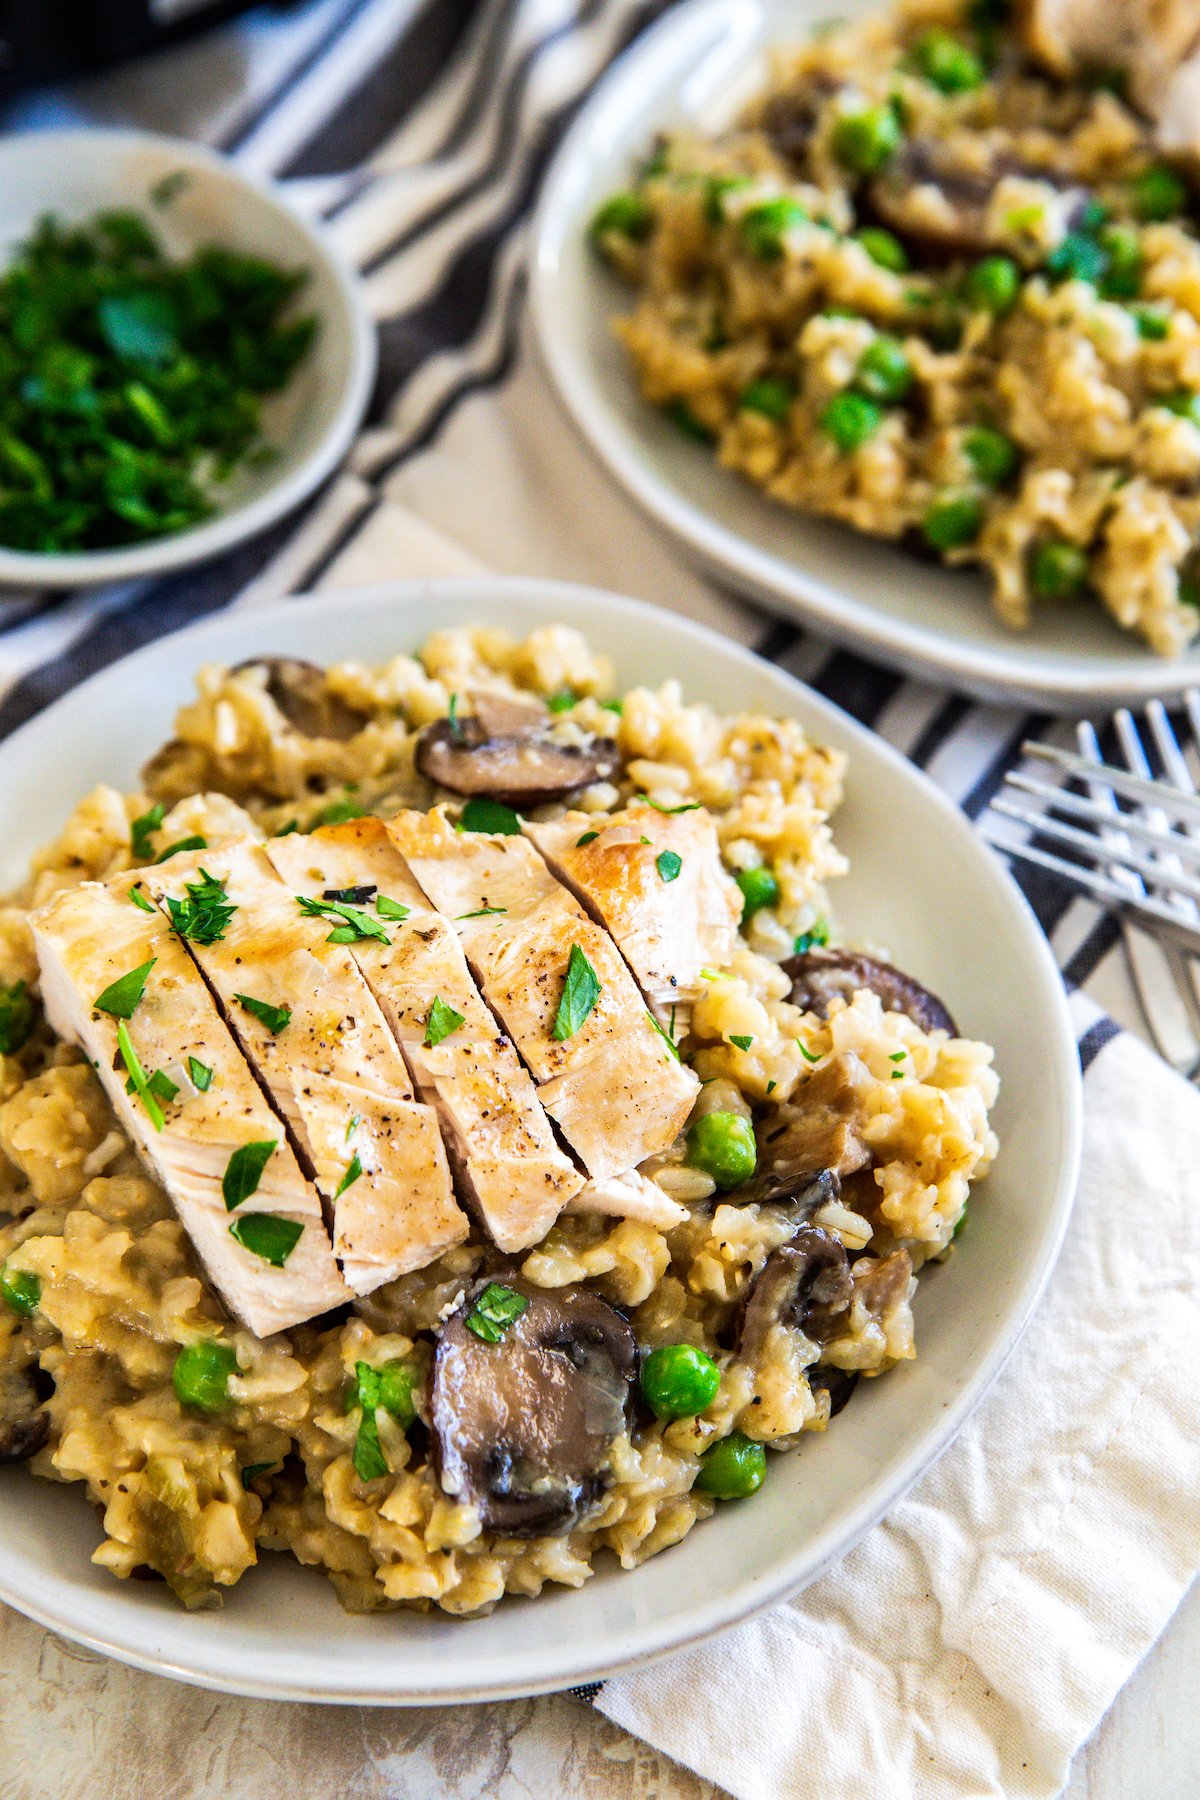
[234,993,291,1035]
[646,1011,681,1060]
[345,1362,389,1480]
[793,918,831,955]
[457,796,521,835]
[126,1066,179,1105]
[155,835,207,863]
[311,795,367,829]
[729,1034,755,1051]
[187,1056,213,1092]
[655,850,682,883]
[575,830,599,846]
[447,691,463,740]
[346,1113,360,1141]
[94,957,156,1019]
[129,886,156,912]
[0,981,36,1055]
[546,687,577,713]
[116,1021,165,1131]
[335,1153,363,1200]
[375,895,409,921]
[600,698,623,715]
[891,1069,905,1079]
[130,802,165,859]
[0,211,317,557]
[275,820,300,837]
[166,868,236,944]
[229,1212,302,1267]
[323,884,376,905]
[889,1050,906,1062]
[221,1140,276,1211]
[766,1079,777,1095]
[296,894,389,944]
[425,996,466,1048]
[639,835,652,846]
[456,905,506,919]
[464,1282,529,1343]
[639,795,701,814]
[240,1461,280,1487]
[552,944,601,1042]
[796,1039,821,1064]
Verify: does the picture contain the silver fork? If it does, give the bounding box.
[980,693,1200,1076]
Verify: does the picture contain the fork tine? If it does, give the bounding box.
[979,825,1200,941]
[1022,742,1200,819]
[990,798,1200,902]
[1146,700,1195,793]
[1003,773,1200,870]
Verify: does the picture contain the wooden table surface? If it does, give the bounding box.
[0,1573,1194,1798]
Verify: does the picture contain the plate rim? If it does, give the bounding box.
[0,576,1083,1703]
[529,0,1200,710]
[0,127,377,590]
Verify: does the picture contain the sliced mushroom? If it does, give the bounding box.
[231,658,363,742]
[809,1365,859,1417]
[755,75,839,166]
[0,1359,49,1465]
[732,1056,873,1215]
[868,139,1090,258]
[736,1225,853,1364]
[783,948,958,1035]
[431,1277,637,1535]
[852,1247,914,1329]
[415,714,620,808]
[1017,0,1200,151]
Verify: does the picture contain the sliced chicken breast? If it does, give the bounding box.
[386,808,699,1181]
[265,819,583,1251]
[144,841,465,1295]
[29,878,347,1336]
[523,806,742,1025]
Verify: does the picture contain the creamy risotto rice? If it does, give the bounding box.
[592,0,1200,654]
[0,624,998,1614]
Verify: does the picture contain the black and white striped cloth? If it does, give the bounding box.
[0,0,1155,1052]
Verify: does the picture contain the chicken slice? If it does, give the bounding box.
[523,806,742,1026]
[265,819,583,1251]
[564,1170,688,1230]
[386,808,699,1182]
[144,841,465,1295]
[29,879,347,1336]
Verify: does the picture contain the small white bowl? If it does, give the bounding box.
[0,130,376,589]
[0,578,1081,1704]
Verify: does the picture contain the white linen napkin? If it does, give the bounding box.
[304,478,1200,1800]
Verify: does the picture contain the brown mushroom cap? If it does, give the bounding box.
[868,139,1091,259]
[415,714,620,808]
[231,657,363,742]
[431,1277,637,1535]
[0,1357,50,1465]
[738,1057,873,1211]
[736,1225,853,1364]
[783,948,958,1035]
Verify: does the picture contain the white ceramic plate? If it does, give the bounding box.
[531,0,1200,710]
[0,130,376,589]
[0,578,1081,1703]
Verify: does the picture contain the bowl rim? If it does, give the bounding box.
[529,0,1200,711]
[0,127,377,590]
[0,577,1083,1703]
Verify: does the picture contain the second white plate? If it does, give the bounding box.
[531,0,1200,710]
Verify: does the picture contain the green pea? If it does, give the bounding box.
[1132,305,1170,340]
[913,28,984,93]
[0,1265,40,1318]
[1046,233,1107,285]
[735,865,780,921]
[857,227,909,272]
[1161,389,1200,426]
[1131,164,1187,222]
[641,1344,722,1421]
[739,197,808,261]
[1029,539,1090,601]
[739,378,794,423]
[855,336,913,403]
[695,1431,766,1498]
[378,1359,419,1427]
[1099,226,1141,299]
[923,491,984,551]
[832,104,901,176]
[668,399,716,442]
[590,192,652,243]
[172,1340,239,1414]
[965,254,1020,314]
[687,1111,757,1189]
[820,390,884,451]
[963,425,1017,485]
